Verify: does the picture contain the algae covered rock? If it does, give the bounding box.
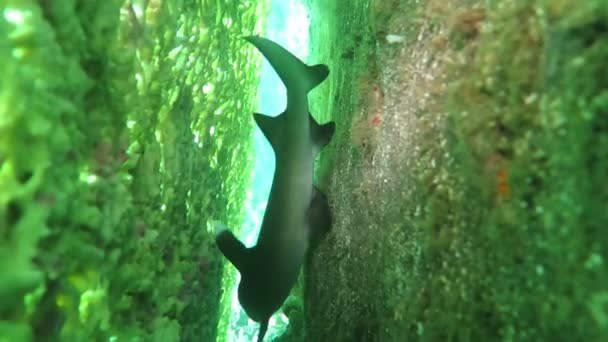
[1,0,266,340]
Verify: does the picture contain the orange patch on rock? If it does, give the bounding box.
[496,168,510,199]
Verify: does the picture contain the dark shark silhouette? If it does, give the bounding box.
[215,36,334,342]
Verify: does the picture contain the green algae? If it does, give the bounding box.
[1,0,269,341]
[299,0,608,341]
[3,0,607,340]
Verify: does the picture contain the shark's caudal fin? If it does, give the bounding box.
[257,319,269,342]
[254,113,284,152]
[244,36,329,93]
[215,230,248,272]
[310,114,336,152]
[304,64,330,92]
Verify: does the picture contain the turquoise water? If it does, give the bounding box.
[227,1,310,340]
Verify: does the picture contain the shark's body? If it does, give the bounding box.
[216,36,334,341]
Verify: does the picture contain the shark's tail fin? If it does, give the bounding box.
[244,36,329,93]
[304,64,330,92]
[257,319,269,342]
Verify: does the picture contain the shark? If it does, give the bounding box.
[215,36,335,342]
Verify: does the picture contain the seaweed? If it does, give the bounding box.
[0,0,268,340]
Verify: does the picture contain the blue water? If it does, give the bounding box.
[228,0,310,340]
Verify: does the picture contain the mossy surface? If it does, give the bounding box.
[0,1,269,341]
[297,0,608,341]
[3,0,608,341]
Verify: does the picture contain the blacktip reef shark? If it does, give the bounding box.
[215,36,335,341]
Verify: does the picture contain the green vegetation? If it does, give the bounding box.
[0,0,269,341]
[298,0,608,341]
[2,0,607,341]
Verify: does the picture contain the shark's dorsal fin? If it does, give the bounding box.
[254,113,284,151]
[216,230,248,272]
[310,114,335,151]
[308,186,332,249]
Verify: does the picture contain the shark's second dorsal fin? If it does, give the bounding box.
[254,113,284,152]
[216,230,248,273]
[310,114,335,152]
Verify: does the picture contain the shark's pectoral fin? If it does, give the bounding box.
[310,115,336,152]
[254,113,284,152]
[306,64,330,92]
[257,319,269,342]
[216,230,248,272]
